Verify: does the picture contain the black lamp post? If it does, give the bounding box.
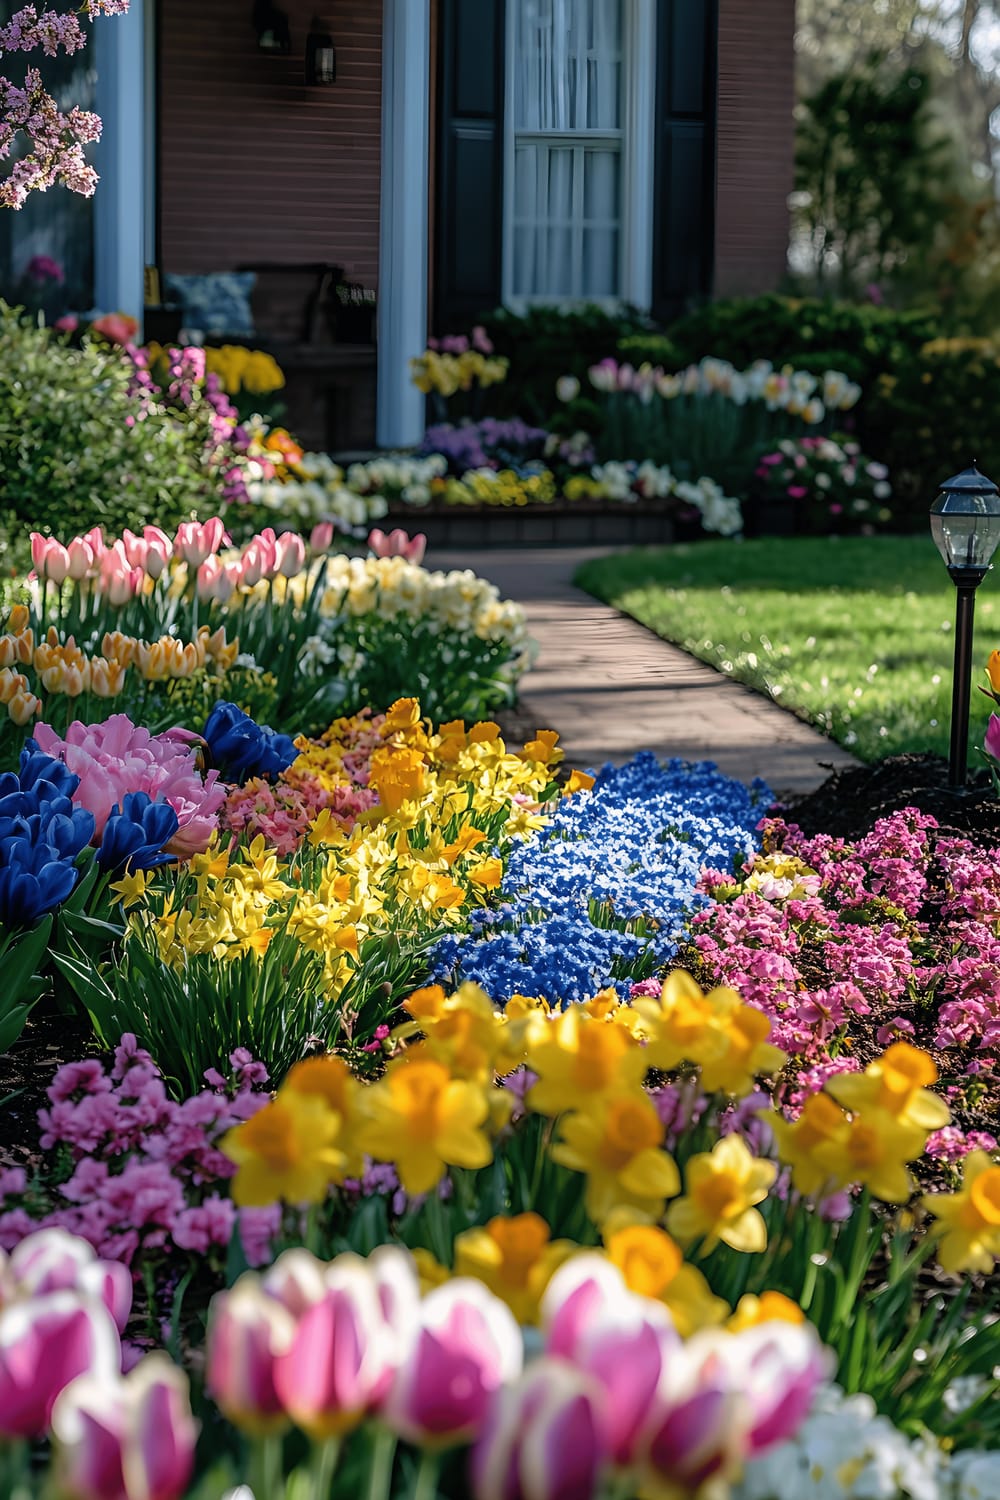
[305,19,337,85]
[930,463,1000,788]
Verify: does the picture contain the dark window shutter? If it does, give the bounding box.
[652,0,718,319]
[433,0,505,331]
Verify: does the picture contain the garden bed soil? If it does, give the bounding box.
[783,752,1000,844]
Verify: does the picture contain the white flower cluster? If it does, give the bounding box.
[344,454,448,508]
[589,355,861,425]
[588,461,743,536]
[248,451,389,530]
[317,554,530,665]
[735,1385,1000,1500]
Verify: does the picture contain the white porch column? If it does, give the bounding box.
[93,2,146,326]
[377,0,430,450]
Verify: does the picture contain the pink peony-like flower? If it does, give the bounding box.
[31,715,225,854]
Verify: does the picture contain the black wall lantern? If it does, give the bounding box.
[253,0,291,53]
[305,17,337,85]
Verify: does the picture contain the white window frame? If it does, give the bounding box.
[501,0,655,312]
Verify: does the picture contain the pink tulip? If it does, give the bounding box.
[700,1321,831,1455]
[120,530,149,571]
[273,1259,400,1439]
[67,537,97,581]
[382,1279,522,1446]
[175,519,226,569]
[205,1276,296,1435]
[368,527,427,564]
[51,1352,196,1500]
[310,521,335,553]
[142,527,173,581]
[5,1228,132,1335]
[0,1291,121,1438]
[470,1359,607,1500]
[275,531,306,579]
[31,534,71,584]
[986,713,1000,764]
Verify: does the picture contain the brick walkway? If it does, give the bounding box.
[431,546,860,795]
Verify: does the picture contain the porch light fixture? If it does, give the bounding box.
[930,462,1000,788]
[305,18,337,85]
[253,0,291,53]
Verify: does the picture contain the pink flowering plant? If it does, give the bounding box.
[686,807,999,1148]
[752,435,894,532]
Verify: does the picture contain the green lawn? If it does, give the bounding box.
[575,536,1000,763]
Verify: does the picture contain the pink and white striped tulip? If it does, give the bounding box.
[51,1352,197,1500]
[0,1290,121,1438]
[539,1254,630,1361]
[272,1257,400,1439]
[142,526,173,580]
[381,1278,522,1447]
[261,1246,327,1318]
[4,1227,132,1333]
[696,1320,831,1456]
[470,1358,607,1500]
[642,1376,746,1495]
[205,1275,296,1435]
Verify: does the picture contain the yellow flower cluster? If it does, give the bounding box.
[437,468,559,509]
[766,1042,951,1207]
[0,605,238,718]
[204,344,286,397]
[137,701,561,998]
[409,348,509,396]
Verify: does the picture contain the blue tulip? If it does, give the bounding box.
[19,745,80,800]
[97,791,180,874]
[202,701,299,783]
[0,837,80,927]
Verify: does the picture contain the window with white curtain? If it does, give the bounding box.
[505,0,648,307]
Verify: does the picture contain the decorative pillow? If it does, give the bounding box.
[162,271,256,337]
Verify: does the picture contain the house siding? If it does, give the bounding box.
[158,0,382,288]
[714,0,794,296]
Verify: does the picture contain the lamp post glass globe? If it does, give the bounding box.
[930,464,1000,789]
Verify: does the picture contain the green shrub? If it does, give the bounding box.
[616,332,684,370]
[476,303,652,423]
[662,294,938,390]
[0,304,209,540]
[865,336,1000,519]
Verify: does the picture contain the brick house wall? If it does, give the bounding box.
[714,0,795,296]
[158,0,382,288]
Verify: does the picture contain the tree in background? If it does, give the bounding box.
[0,2,129,209]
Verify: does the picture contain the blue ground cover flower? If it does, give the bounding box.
[433,753,770,1003]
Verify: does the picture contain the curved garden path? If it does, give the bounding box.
[431,545,860,796]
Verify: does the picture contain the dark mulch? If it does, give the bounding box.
[0,1004,96,1167]
[783,752,1000,846]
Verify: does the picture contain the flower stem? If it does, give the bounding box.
[310,1435,342,1500]
[366,1427,399,1500]
[410,1449,441,1500]
[248,1432,283,1500]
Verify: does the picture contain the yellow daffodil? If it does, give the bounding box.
[454,1213,576,1323]
[638,971,730,1071]
[283,1054,364,1177]
[987,649,1000,695]
[220,1091,346,1207]
[666,1136,777,1253]
[604,1220,728,1336]
[410,1247,451,1293]
[526,1007,647,1117]
[110,867,153,910]
[356,1055,493,1194]
[825,1043,950,1132]
[922,1151,1000,1274]
[551,1090,680,1225]
[468,858,503,890]
[564,769,595,795]
[521,729,563,766]
[765,1092,851,1198]
[812,1107,926,1204]
[697,998,786,1097]
[728,1291,805,1331]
